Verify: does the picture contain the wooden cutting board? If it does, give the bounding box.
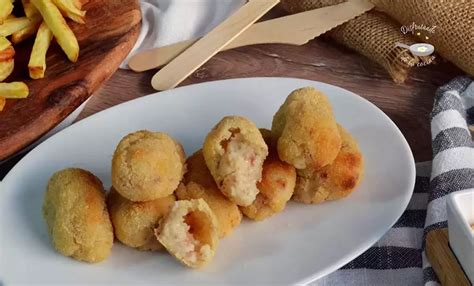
[0,0,141,161]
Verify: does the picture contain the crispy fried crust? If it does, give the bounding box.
[111,130,186,202]
[203,116,268,206]
[42,168,113,263]
[272,87,341,170]
[0,58,14,82]
[182,149,219,190]
[240,129,296,220]
[155,199,219,268]
[176,150,242,237]
[292,125,364,204]
[107,188,175,251]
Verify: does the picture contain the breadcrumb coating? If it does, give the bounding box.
[272,87,341,170]
[293,125,364,204]
[107,188,175,251]
[42,168,113,263]
[111,130,186,202]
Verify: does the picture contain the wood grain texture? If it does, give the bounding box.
[151,0,279,90]
[0,0,141,161]
[426,228,471,286]
[79,38,463,162]
[129,0,374,72]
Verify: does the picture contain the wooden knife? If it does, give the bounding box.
[129,0,374,73]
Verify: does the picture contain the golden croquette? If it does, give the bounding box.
[107,188,175,251]
[42,168,113,263]
[111,130,186,202]
[292,125,364,204]
[272,87,341,170]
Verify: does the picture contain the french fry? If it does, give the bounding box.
[0,0,13,25]
[52,0,85,24]
[28,21,52,79]
[0,46,14,60]
[0,36,12,52]
[0,17,33,36]
[0,82,29,98]
[0,36,14,61]
[22,0,40,19]
[0,38,9,52]
[0,59,14,82]
[11,16,41,44]
[0,38,14,81]
[0,96,5,111]
[31,0,79,62]
[13,0,42,43]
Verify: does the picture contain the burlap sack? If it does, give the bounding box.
[330,11,423,83]
[279,0,345,13]
[372,0,474,76]
[279,0,423,83]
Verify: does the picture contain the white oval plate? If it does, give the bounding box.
[0,78,415,285]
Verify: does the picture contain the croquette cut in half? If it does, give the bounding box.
[272,87,342,170]
[203,116,268,206]
[176,150,242,238]
[240,129,296,221]
[107,188,175,251]
[155,199,219,268]
[42,168,114,263]
[293,125,364,204]
[111,130,186,202]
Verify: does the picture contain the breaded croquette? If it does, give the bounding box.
[272,87,341,170]
[111,130,186,202]
[182,150,219,190]
[155,199,219,268]
[240,129,296,221]
[107,188,175,251]
[176,150,242,237]
[42,168,113,263]
[292,125,364,204]
[203,116,268,206]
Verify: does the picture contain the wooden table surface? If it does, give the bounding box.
[78,37,462,162]
[0,36,463,178]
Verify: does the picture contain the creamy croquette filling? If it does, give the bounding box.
[159,208,213,265]
[218,131,264,206]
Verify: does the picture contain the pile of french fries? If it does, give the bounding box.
[0,0,87,112]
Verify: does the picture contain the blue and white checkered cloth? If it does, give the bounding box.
[314,76,474,286]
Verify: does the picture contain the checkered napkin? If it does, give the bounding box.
[313,76,474,286]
